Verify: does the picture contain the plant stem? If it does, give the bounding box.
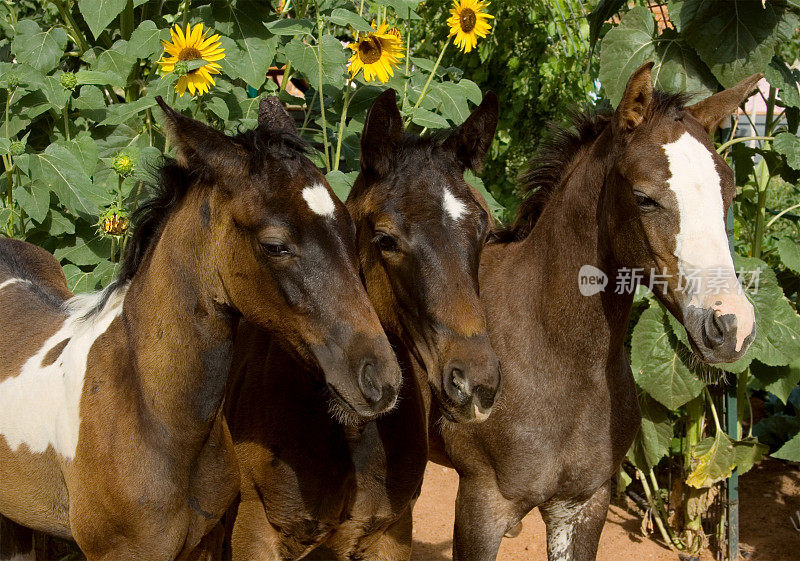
[704,387,722,433]
[405,40,448,126]
[280,62,293,93]
[716,136,774,154]
[764,86,777,137]
[120,0,134,41]
[401,21,411,108]
[316,12,331,172]
[3,153,13,235]
[737,369,749,440]
[766,202,800,229]
[752,158,771,259]
[637,468,682,551]
[182,0,191,29]
[49,0,90,54]
[333,82,353,171]
[63,98,71,141]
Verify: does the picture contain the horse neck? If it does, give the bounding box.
[121,188,234,446]
[512,137,633,360]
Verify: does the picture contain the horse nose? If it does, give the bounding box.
[358,360,397,412]
[703,310,737,349]
[444,362,471,407]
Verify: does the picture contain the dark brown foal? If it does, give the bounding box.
[434,64,761,561]
[0,98,400,561]
[224,89,501,561]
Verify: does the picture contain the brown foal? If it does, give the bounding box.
[433,63,761,561]
[224,89,501,561]
[0,97,400,560]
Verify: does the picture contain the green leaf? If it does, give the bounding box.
[465,170,504,221]
[283,34,348,90]
[766,56,800,110]
[774,131,800,170]
[627,395,673,471]
[76,70,126,88]
[13,184,50,224]
[91,40,133,86]
[264,18,315,35]
[686,431,736,488]
[588,0,627,48]
[325,170,358,201]
[373,0,422,19]
[598,7,716,107]
[773,432,800,462]
[411,107,449,129]
[671,0,800,88]
[777,236,800,275]
[752,359,800,404]
[11,20,68,73]
[329,9,374,33]
[100,96,157,126]
[732,437,768,475]
[126,20,164,60]
[31,143,110,217]
[40,75,70,111]
[78,0,128,40]
[428,81,472,123]
[631,303,706,409]
[212,0,278,89]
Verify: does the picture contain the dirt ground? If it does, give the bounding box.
[409,458,799,561]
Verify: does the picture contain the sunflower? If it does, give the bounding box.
[157,23,225,97]
[347,22,404,84]
[447,0,494,53]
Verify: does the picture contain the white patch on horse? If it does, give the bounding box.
[443,188,467,221]
[0,284,128,459]
[302,184,336,217]
[0,278,29,291]
[663,132,753,350]
[545,500,582,560]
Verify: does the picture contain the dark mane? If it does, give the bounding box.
[117,124,308,283]
[490,90,693,243]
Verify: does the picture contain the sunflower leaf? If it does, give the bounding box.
[329,9,374,34]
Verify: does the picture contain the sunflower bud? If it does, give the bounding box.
[60,71,77,91]
[6,74,19,89]
[99,206,130,236]
[9,140,25,156]
[112,152,134,177]
[173,60,189,77]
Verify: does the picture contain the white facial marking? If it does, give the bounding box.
[663,132,754,351]
[443,188,467,221]
[0,284,128,459]
[302,184,336,217]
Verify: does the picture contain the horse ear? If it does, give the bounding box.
[443,91,499,173]
[258,97,298,133]
[156,96,243,170]
[686,74,763,135]
[615,61,654,132]
[361,89,403,177]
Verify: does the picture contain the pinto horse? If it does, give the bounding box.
[0,97,401,561]
[224,89,501,561]
[434,63,761,561]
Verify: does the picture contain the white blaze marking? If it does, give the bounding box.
[0,284,128,459]
[302,184,335,217]
[443,188,467,221]
[663,132,754,350]
[0,278,29,291]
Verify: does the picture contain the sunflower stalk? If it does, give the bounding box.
[316,12,331,172]
[333,81,354,172]
[405,40,448,127]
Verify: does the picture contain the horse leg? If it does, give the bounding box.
[180,523,225,561]
[452,476,514,561]
[343,506,413,561]
[0,516,34,561]
[229,497,283,561]
[539,480,610,561]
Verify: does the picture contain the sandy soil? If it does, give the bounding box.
[408,459,799,561]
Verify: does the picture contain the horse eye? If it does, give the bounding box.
[634,191,660,211]
[262,242,292,257]
[373,233,399,253]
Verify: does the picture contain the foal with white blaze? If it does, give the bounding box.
[0,97,401,561]
[434,63,759,561]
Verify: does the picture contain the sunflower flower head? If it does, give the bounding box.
[447,0,494,53]
[157,23,225,97]
[347,22,405,84]
[99,205,130,237]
